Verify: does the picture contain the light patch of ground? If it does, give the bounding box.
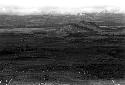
[0,28,46,33]
[8,79,125,85]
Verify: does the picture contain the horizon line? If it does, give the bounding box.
[0,6,125,15]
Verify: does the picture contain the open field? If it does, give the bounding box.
[0,13,124,84]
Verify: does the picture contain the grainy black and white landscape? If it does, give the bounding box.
[0,11,125,85]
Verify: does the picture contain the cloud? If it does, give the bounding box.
[0,0,124,15]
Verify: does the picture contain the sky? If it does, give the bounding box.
[0,0,125,14]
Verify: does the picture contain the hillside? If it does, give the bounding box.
[0,13,124,84]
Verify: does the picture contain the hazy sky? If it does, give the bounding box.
[0,0,125,14]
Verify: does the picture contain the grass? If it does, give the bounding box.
[0,13,124,84]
